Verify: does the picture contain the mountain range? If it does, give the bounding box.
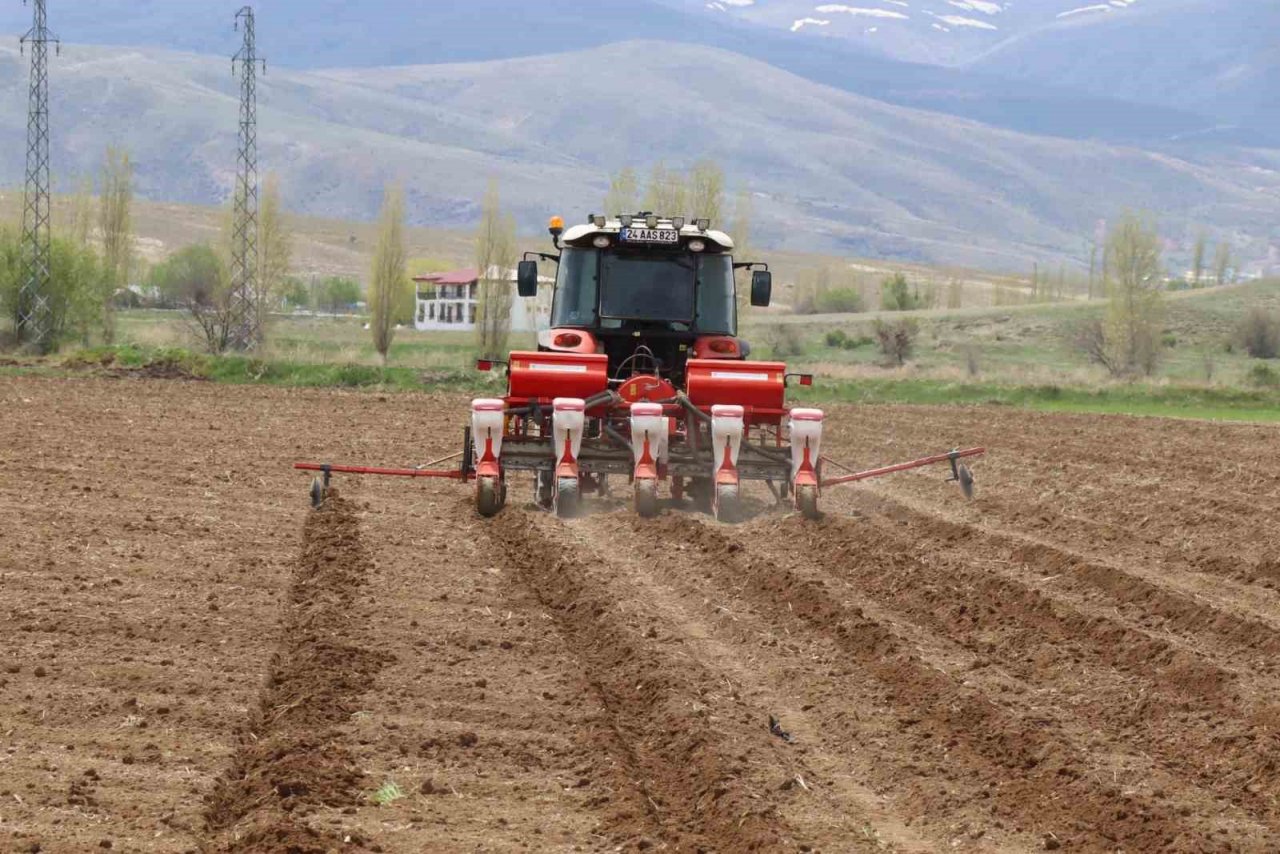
[0,1,1272,272]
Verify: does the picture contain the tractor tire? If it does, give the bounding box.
[554,477,580,519]
[958,463,975,500]
[634,479,659,518]
[309,476,327,509]
[796,484,820,520]
[476,476,505,518]
[713,483,741,524]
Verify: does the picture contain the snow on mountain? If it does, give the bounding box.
[679,0,1152,65]
[970,0,1278,138]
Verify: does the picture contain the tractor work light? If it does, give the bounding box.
[592,214,607,228]
[554,332,583,348]
[619,214,633,227]
[645,214,659,229]
[695,218,710,231]
[672,216,686,230]
[688,239,706,253]
[592,235,611,248]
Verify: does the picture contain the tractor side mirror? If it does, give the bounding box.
[517,260,538,298]
[750,270,772,308]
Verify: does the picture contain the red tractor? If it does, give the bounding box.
[298,212,983,519]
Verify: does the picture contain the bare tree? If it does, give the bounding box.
[728,189,754,313]
[67,176,94,248]
[1191,230,1206,287]
[687,159,724,224]
[1087,243,1098,300]
[642,161,686,216]
[1072,316,1118,375]
[1103,212,1164,376]
[1214,242,1232,286]
[1238,307,1280,359]
[604,167,639,216]
[946,278,963,309]
[256,174,292,344]
[475,180,517,360]
[873,318,919,367]
[98,147,133,344]
[369,185,407,366]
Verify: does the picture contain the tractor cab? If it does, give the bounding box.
[517,213,772,387]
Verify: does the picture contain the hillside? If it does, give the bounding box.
[968,0,1280,139]
[1,39,1277,273]
[0,0,1232,146]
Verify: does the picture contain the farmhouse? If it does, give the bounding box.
[412,267,550,332]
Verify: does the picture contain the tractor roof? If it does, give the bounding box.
[562,214,734,251]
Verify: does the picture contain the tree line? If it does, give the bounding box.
[0,147,296,356]
[0,148,138,351]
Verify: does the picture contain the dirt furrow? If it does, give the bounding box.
[949,487,1280,596]
[858,489,1280,678]
[804,502,1280,827]
[641,512,1267,851]
[558,508,954,852]
[484,507,805,852]
[202,495,389,852]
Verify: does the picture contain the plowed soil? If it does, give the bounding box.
[2,376,1278,853]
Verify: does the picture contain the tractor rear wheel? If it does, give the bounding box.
[634,479,659,518]
[796,484,820,520]
[554,477,580,518]
[477,476,505,517]
[713,483,741,523]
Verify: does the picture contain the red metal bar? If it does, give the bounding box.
[294,462,465,480]
[820,447,985,488]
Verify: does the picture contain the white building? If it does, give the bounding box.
[412,267,551,333]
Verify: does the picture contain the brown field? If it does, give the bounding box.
[2,376,1279,852]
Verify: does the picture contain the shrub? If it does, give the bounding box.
[880,273,922,312]
[824,328,874,350]
[1248,363,1279,388]
[761,323,804,358]
[1238,307,1280,359]
[813,287,864,314]
[872,317,919,366]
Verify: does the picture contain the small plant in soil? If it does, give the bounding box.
[370,781,405,806]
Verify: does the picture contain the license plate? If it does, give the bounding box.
[619,227,679,244]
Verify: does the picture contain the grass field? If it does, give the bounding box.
[5,251,1277,422]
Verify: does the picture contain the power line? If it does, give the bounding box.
[17,0,59,352]
[229,5,265,351]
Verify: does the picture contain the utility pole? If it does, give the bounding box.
[17,0,59,352]
[229,5,265,350]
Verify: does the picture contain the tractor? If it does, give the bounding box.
[297,212,983,520]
